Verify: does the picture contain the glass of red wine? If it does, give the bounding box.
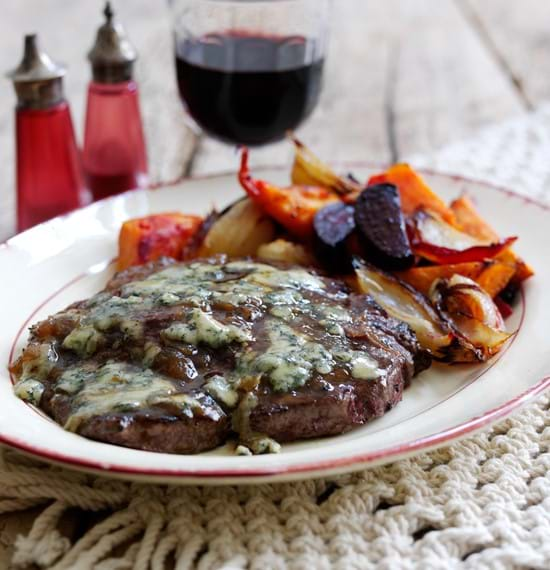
[168,0,330,146]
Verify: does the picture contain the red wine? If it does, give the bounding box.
[175,32,324,145]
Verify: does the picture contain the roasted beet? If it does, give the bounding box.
[354,183,414,270]
[313,202,355,271]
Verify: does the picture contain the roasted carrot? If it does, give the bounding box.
[118,212,203,270]
[450,195,498,241]
[396,262,486,296]
[239,148,339,240]
[451,195,534,286]
[368,164,456,224]
[476,259,517,298]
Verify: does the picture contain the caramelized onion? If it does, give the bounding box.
[353,259,453,358]
[291,137,360,197]
[430,274,513,361]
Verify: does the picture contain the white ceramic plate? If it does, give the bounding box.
[1,167,549,485]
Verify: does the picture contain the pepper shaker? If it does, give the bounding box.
[83,2,148,201]
[8,34,86,232]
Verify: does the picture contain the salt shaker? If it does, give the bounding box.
[83,2,148,201]
[8,34,86,232]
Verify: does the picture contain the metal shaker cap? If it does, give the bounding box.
[7,34,66,109]
[88,2,137,83]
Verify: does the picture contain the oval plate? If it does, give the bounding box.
[1,167,549,485]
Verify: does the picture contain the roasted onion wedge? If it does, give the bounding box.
[257,239,317,266]
[409,210,517,264]
[291,137,361,197]
[430,275,513,361]
[197,197,277,257]
[353,259,453,358]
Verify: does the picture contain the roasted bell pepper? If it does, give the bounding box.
[239,148,340,240]
[412,237,517,265]
[368,164,456,225]
[118,212,203,270]
[450,195,534,286]
[409,209,517,265]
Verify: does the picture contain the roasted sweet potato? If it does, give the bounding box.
[239,148,339,240]
[475,258,517,298]
[118,213,203,270]
[450,195,499,241]
[396,262,486,296]
[451,195,534,287]
[368,164,456,224]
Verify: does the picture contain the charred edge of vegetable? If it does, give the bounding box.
[430,278,513,362]
[181,210,219,260]
[352,256,457,361]
[351,256,434,308]
[290,135,360,196]
[220,196,247,217]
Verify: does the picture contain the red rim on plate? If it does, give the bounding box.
[2,167,549,480]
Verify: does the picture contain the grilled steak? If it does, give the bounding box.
[11,257,430,454]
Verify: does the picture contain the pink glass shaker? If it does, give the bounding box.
[83,2,148,201]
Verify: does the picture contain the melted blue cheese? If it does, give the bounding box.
[53,261,382,397]
[163,308,252,348]
[237,321,335,392]
[62,326,103,357]
[54,362,212,432]
[14,378,45,406]
[13,343,58,406]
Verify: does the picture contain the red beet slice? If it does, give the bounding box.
[354,183,414,270]
[313,202,356,271]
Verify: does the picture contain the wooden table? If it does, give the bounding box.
[0,0,549,563]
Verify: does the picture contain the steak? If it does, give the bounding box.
[11,257,430,454]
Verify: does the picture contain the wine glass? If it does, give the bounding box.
[168,0,330,146]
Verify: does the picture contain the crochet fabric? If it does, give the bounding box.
[2,108,550,570]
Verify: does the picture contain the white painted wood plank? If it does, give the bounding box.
[461,0,550,106]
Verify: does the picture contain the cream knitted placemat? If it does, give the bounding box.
[2,108,550,570]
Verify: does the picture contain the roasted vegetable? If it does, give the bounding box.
[238,148,339,240]
[451,195,534,287]
[368,164,456,224]
[450,195,499,241]
[396,262,486,296]
[118,213,203,271]
[430,275,512,361]
[257,239,317,266]
[291,137,361,197]
[409,210,517,264]
[198,198,276,257]
[353,259,453,358]
[313,202,355,271]
[355,183,414,270]
[475,257,517,298]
